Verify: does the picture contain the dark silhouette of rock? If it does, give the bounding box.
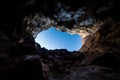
[0,0,120,80]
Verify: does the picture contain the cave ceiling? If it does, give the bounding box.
[0,0,120,55]
[1,0,119,38]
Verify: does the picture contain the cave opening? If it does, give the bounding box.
[35,27,83,52]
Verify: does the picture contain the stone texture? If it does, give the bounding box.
[0,0,120,80]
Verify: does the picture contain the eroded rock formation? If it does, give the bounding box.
[0,0,120,80]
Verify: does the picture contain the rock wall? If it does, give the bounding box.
[0,0,120,80]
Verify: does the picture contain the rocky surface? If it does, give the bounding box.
[0,0,120,80]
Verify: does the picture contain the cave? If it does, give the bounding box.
[0,0,120,80]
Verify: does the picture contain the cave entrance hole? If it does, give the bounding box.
[35,27,83,52]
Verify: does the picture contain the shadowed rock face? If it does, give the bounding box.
[0,0,120,80]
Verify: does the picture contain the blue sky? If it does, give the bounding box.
[35,27,82,51]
